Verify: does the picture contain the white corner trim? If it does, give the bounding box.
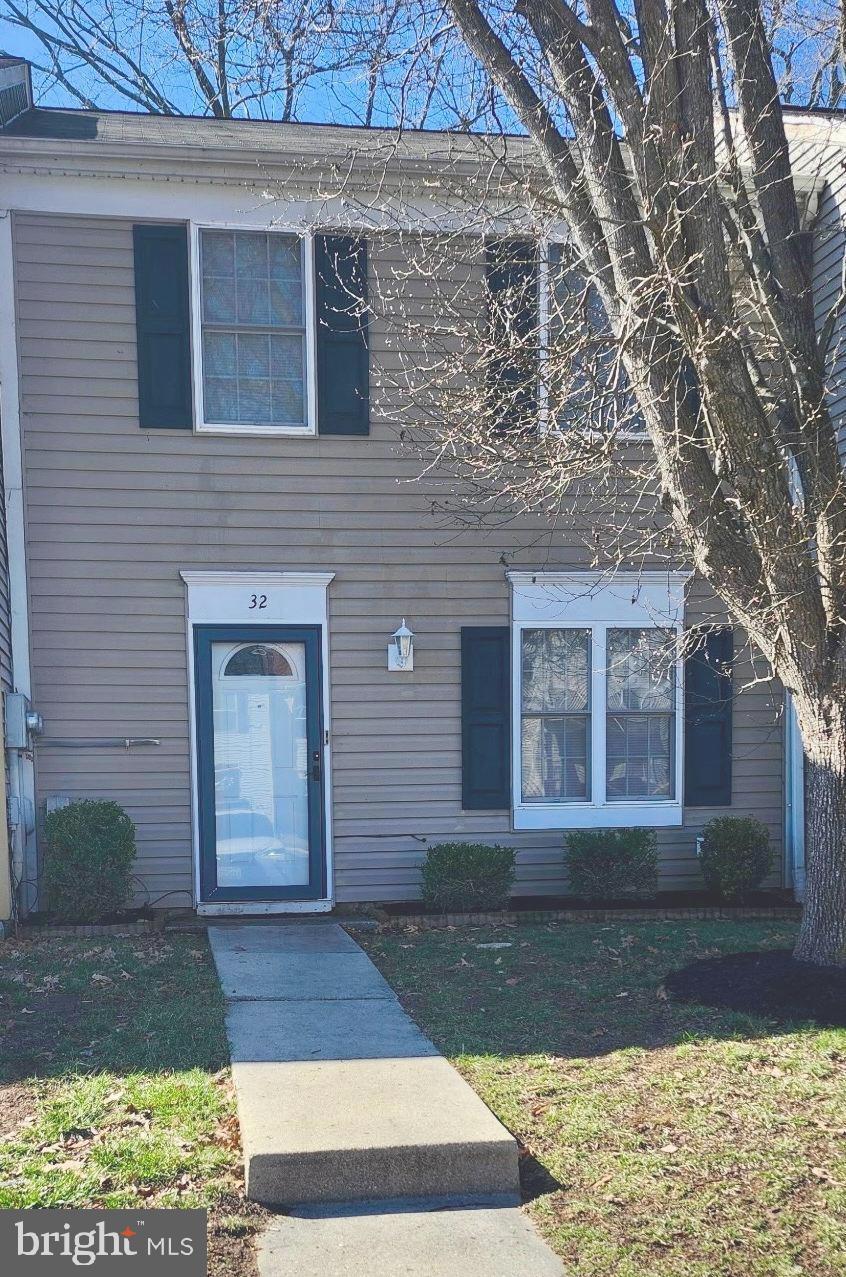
[0,209,38,913]
[0,213,31,696]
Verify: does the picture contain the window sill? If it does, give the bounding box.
[196,422,316,438]
[513,801,683,830]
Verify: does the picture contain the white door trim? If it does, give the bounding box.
[180,569,335,913]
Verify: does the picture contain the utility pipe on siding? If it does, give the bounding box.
[36,738,161,750]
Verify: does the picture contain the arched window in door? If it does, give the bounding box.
[223,644,294,678]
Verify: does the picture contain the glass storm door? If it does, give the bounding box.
[194,625,325,901]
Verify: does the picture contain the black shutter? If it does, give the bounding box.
[685,628,733,806]
[132,224,192,429]
[316,235,369,436]
[461,626,511,810]
[486,238,538,430]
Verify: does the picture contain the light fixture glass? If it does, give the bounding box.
[389,619,414,671]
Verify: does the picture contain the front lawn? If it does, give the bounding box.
[0,932,262,1276]
[362,920,846,1277]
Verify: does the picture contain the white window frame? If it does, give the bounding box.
[539,235,646,442]
[509,570,689,829]
[190,222,318,437]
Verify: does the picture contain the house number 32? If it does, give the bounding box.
[249,594,268,610]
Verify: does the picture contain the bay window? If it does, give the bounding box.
[510,571,688,829]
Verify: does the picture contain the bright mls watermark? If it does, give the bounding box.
[0,1209,206,1274]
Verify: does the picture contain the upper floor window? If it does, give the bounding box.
[546,241,643,436]
[198,229,310,433]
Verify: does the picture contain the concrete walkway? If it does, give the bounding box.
[258,1200,565,1276]
[208,921,564,1274]
[208,921,519,1206]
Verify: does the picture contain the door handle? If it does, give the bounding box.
[311,750,322,782]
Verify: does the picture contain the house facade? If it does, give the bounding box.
[0,60,835,917]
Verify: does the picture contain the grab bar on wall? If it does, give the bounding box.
[36,738,161,750]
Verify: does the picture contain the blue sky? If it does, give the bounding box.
[0,13,462,124]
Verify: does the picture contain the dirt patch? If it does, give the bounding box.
[207,1196,268,1277]
[665,948,846,1027]
[0,1083,36,1138]
[1,990,86,1082]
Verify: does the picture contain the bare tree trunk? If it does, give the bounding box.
[795,749,846,965]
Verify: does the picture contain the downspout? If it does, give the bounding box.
[784,695,806,901]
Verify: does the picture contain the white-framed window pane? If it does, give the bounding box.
[606,713,673,798]
[521,628,590,802]
[200,229,307,428]
[606,628,674,711]
[521,714,589,801]
[522,628,590,712]
[547,242,644,434]
[235,231,268,277]
[270,277,304,326]
[606,627,675,800]
[203,330,237,377]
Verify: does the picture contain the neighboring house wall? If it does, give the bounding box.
[12,211,784,905]
[813,170,846,455]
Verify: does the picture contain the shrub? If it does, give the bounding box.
[698,815,772,902]
[43,799,137,923]
[420,842,516,912]
[564,828,658,901]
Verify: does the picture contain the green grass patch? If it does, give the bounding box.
[362,920,846,1277]
[0,933,261,1273]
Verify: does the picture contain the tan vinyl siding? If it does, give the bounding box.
[14,212,785,906]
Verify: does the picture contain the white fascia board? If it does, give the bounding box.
[0,169,513,232]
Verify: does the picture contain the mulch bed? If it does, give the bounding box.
[665,948,846,1027]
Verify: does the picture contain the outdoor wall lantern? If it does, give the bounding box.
[388,619,415,672]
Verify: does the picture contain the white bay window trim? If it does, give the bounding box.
[508,570,690,830]
[189,222,318,437]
